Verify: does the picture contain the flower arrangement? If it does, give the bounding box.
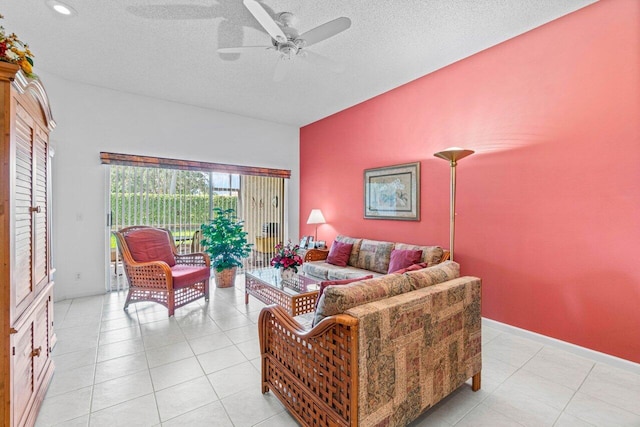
[270,241,303,273]
[0,14,36,78]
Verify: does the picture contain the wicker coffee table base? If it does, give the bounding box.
[245,274,318,316]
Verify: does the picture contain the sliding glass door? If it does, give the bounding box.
[106,163,286,292]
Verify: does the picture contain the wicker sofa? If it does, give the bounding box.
[302,235,450,280]
[259,260,482,427]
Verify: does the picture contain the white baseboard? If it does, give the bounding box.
[482,317,640,375]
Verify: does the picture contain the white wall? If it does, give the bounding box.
[40,71,300,301]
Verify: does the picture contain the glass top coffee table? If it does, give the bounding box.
[245,268,321,316]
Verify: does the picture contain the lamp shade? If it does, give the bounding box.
[306,209,326,225]
[434,147,475,163]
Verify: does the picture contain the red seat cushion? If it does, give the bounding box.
[171,265,211,289]
[124,228,176,267]
[387,249,423,273]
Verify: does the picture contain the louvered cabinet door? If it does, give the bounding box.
[11,318,35,427]
[14,104,35,318]
[33,124,49,296]
[32,299,49,386]
[10,291,53,427]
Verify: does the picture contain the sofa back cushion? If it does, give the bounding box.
[393,243,445,266]
[314,275,374,309]
[124,228,176,267]
[313,273,410,325]
[326,241,353,267]
[404,260,460,290]
[355,239,394,274]
[335,235,363,267]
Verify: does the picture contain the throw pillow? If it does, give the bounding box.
[392,262,428,274]
[314,275,374,310]
[387,249,423,273]
[335,235,363,266]
[326,241,353,267]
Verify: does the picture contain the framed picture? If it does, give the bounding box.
[315,240,326,249]
[307,236,314,248]
[364,162,420,220]
[299,236,309,248]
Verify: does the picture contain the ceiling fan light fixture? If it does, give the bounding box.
[277,41,299,59]
[46,0,77,16]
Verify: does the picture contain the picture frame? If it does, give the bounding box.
[307,236,314,248]
[299,236,309,248]
[315,240,326,249]
[364,162,420,220]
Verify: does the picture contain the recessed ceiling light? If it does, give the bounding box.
[46,0,77,16]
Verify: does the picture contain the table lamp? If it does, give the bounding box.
[306,209,326,242]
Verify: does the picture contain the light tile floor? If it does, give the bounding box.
[37,276,640,426]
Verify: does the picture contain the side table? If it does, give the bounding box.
[299,247,329,262]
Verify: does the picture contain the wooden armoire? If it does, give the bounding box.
[0,62,56,426]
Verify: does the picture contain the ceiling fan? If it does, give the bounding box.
[218,0,352,82]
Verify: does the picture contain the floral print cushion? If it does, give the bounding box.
[404,260,460,290]
[335,235,363,267]
[355,239,395,274]
[327,266,383,280]
[302,261,382,281]
[394,243,444,266]
[312,273,410,326]
[301,261,330,279]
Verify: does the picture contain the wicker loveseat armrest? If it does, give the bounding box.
[304,248,330,262]
[174,251,210,267]
[258,305,359,427]
[122,260,174,290]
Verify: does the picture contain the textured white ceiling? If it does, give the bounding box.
[3,0,596,126]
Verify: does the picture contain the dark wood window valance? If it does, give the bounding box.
[100,152,291,179]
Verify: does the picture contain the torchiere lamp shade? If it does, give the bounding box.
[434,147,475,164]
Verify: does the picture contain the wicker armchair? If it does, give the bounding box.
[190,229,204,253]
[114,226,211,316]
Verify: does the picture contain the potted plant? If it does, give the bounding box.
[200,207,252,288]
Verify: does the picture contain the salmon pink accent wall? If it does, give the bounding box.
[300,0,640,363]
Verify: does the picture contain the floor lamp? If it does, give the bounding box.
[434,147,474,261]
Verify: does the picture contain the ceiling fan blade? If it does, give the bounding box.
[243,0,287,43]
[301,50,345,73]
[217,46,273,54]
[299,17,351,47]
[273,58,294,82]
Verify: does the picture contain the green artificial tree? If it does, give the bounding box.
[200,208,252,287]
